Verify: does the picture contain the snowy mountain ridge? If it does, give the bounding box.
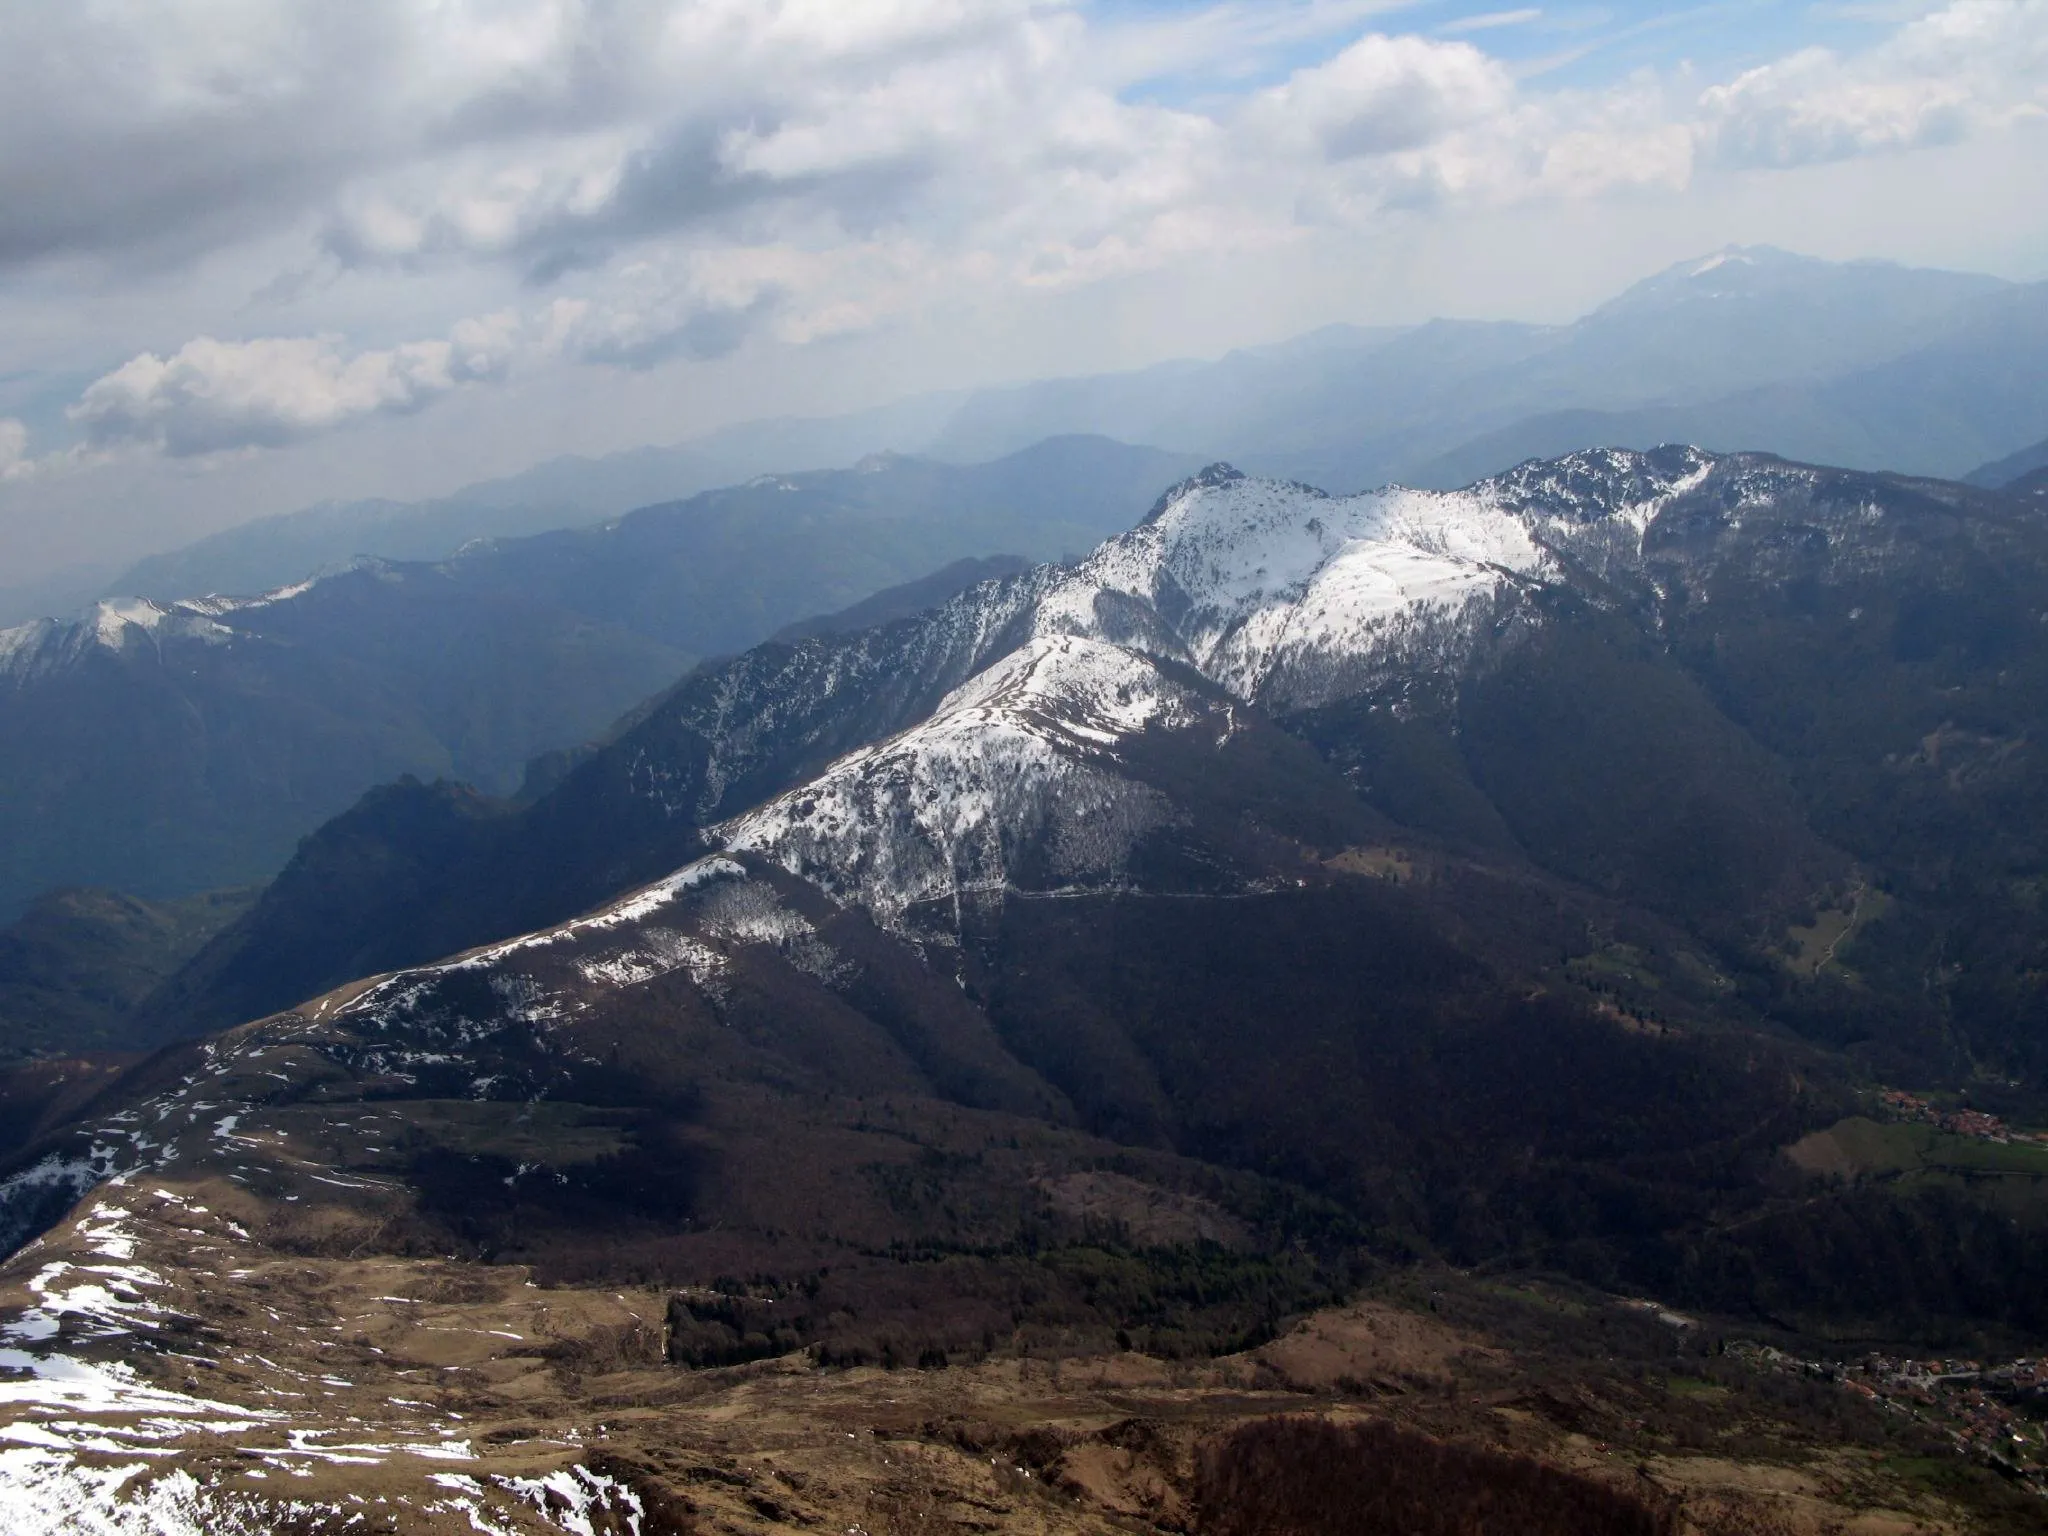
[1027,444,1718,707]
[719,634,1218,928]
[0,568,372,686]
[716,447,1738,928]
[0,597,236,685]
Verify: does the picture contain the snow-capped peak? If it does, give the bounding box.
[0,569,359,684]
[0,597,237,684]
[91,597,174,646]
[1034,464,1567,705]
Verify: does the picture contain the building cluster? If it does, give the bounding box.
[1731,1341,2048,1496]
[1877,1089,2048,1146]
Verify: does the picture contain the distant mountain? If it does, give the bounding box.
[0,437,1199,928]
[109,494,634,609]
[917,247,2021,489]
[1413,278,2048,489]
[98,248,2033,611]
[2007,464,2048,506]
[439,436,1202,656]
[1969,433,2048,489]
[103,395,973,606]
[0,571,688,923]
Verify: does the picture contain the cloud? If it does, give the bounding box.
[1249,32,1515,159]
[0,0,923,271]
[10,0,2046,476]
[1437,9,1542,36]
[548,273,787,369]
[313,8,1089,277]
[0,3,413,268]
[59,273,794,459]
[71,315,521,457]
[8,0,2038,301]
[1698,0,2048,169]
[0,419,28,480]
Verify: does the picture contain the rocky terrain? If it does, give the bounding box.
[8,1155,2037,1534]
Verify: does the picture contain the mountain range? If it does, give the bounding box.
[8,245,2048,1530]
[7,443,2048,1529]
[0,438,1197,926]
[38,247,2042,628]
[108,446,2048,1243]
[133,445,2048,1072]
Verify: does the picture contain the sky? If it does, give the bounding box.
[1,0,2045,585]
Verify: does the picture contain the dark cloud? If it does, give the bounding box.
[318,114,938,287]
[0,4,412,270]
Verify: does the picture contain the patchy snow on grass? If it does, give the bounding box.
[574,929,727,992]
[721,635,1194,927]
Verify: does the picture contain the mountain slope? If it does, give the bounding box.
[0,887,257,1064]
[5,669,1845,1308]
[3,438,1199,934]
[142,446,2048,1098]
[21,439,2048,1324]
[0,836,1928,1532]
[0,570,688,923]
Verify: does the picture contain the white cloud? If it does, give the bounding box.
[1249,32,1516,160]
[10,0,2036,298]
[1437,8,1543,36]
[7,0,2045,471]
[71,315,523,457]
[0,419,28,481]
[1698,0,2048,168]
[60,274,802,458]
[3,0,2039,293]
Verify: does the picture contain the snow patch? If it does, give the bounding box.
[495,1464,649,1536]
[450,855,747,969]
[1034,474,1550,706]
[698,880,846,981]
[574,930,727,992]
[721,635,1193,928]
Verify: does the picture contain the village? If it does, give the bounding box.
[1732,1341,2048,1497]
[1878,1088,2048,1147]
